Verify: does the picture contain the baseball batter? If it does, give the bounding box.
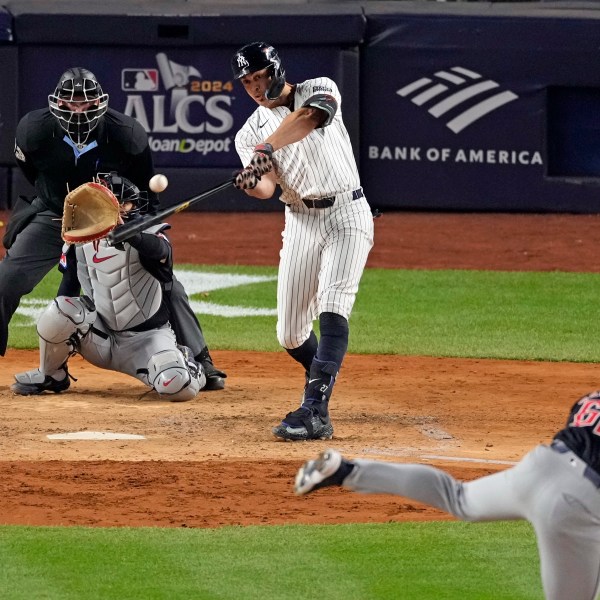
[296,390,600,599]
[231,42,374,441]
[12,173,205,401]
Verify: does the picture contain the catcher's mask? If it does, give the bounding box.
[231,42,286,100]
[48,67,109,148]
[97,172,148,220]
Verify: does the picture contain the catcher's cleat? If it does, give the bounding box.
[272,399,333,441]
[11,368,70,396]
[294,448,349,495]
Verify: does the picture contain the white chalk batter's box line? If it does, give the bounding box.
[359,447,517,466]
[422,455,517,466]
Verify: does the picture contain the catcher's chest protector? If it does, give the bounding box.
[76,239,162,331]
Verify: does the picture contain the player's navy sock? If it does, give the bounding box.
[285,330,318,372]
[316,312,349,366]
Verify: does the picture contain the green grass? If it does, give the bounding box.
[0,521,542,600]
[10,264,600,362]
[5,262,592,598]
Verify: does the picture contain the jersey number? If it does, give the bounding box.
[572,399,600,434]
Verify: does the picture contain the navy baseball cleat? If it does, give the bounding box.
[272,399,333,441]
[295,448,352,495]
[11,368,70,395]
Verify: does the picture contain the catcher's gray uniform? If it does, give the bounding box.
[296,390,600,600]
[13,224,205,400]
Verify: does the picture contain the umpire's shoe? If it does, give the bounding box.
[294,449,355,495]
[201,360,227,391]
[12,368,70,396]
[272,398,334,441]
[196,348,227,391]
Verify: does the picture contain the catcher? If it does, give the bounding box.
[11,173,205,401]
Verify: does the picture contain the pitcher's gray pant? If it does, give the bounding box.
[346,445,600,600]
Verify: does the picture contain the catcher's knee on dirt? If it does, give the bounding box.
[36,295,97,375]
[147,347,205,402]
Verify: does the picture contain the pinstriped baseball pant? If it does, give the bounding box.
[276,196,374,349]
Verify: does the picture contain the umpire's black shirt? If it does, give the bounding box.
[14,108,156,214]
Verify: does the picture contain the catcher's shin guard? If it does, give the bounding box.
[36,296,96,375]
[148,347,205,402]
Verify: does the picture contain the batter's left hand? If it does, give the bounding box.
[249,143,274,176]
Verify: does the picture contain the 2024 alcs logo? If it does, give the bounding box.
[121,53,234,156]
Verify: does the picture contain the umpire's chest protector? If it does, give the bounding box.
[76,240,162,331]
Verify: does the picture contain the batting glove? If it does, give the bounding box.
[234,167,260,190]
[249,143,274,176]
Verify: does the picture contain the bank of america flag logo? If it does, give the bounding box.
[397,67,518,134]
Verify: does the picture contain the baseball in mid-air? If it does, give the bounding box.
[149,174,169,193]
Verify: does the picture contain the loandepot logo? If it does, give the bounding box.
[14,270,277,326]
[396,66,518,133]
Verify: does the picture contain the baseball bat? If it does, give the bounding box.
[106,178,234,246]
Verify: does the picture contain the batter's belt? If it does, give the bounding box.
[300,187,364,209]
[550,439,600,488]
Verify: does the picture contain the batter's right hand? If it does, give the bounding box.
[234,167,260,190]
[249,143,274,176]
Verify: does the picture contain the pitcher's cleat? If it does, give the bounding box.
[294,449,347,495]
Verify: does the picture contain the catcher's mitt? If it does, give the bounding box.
[61,182,120,244]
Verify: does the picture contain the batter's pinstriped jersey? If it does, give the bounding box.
[235,74,374,351]
[235,77,360,205]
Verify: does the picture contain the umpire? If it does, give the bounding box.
[0,67,226,389]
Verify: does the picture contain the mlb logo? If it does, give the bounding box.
[121,69,159,92]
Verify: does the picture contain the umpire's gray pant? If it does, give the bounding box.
[0,211,63,355]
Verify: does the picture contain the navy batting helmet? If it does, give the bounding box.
[48,67,108,147]
[231,42,286,100]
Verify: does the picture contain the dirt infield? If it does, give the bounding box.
[0,210,599,528]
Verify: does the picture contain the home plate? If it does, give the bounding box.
[47,431,146,440]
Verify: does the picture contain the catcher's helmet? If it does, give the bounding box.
[48,67,109,148]
[231,42,286,100]
[97,172,148,220]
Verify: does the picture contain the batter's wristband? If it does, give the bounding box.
[254,143,273,157]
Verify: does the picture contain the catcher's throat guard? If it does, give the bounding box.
[61,182,120,244]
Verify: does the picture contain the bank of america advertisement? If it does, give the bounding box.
[360,13,600,212]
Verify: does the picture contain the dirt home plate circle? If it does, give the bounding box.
[149,174,168,193]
